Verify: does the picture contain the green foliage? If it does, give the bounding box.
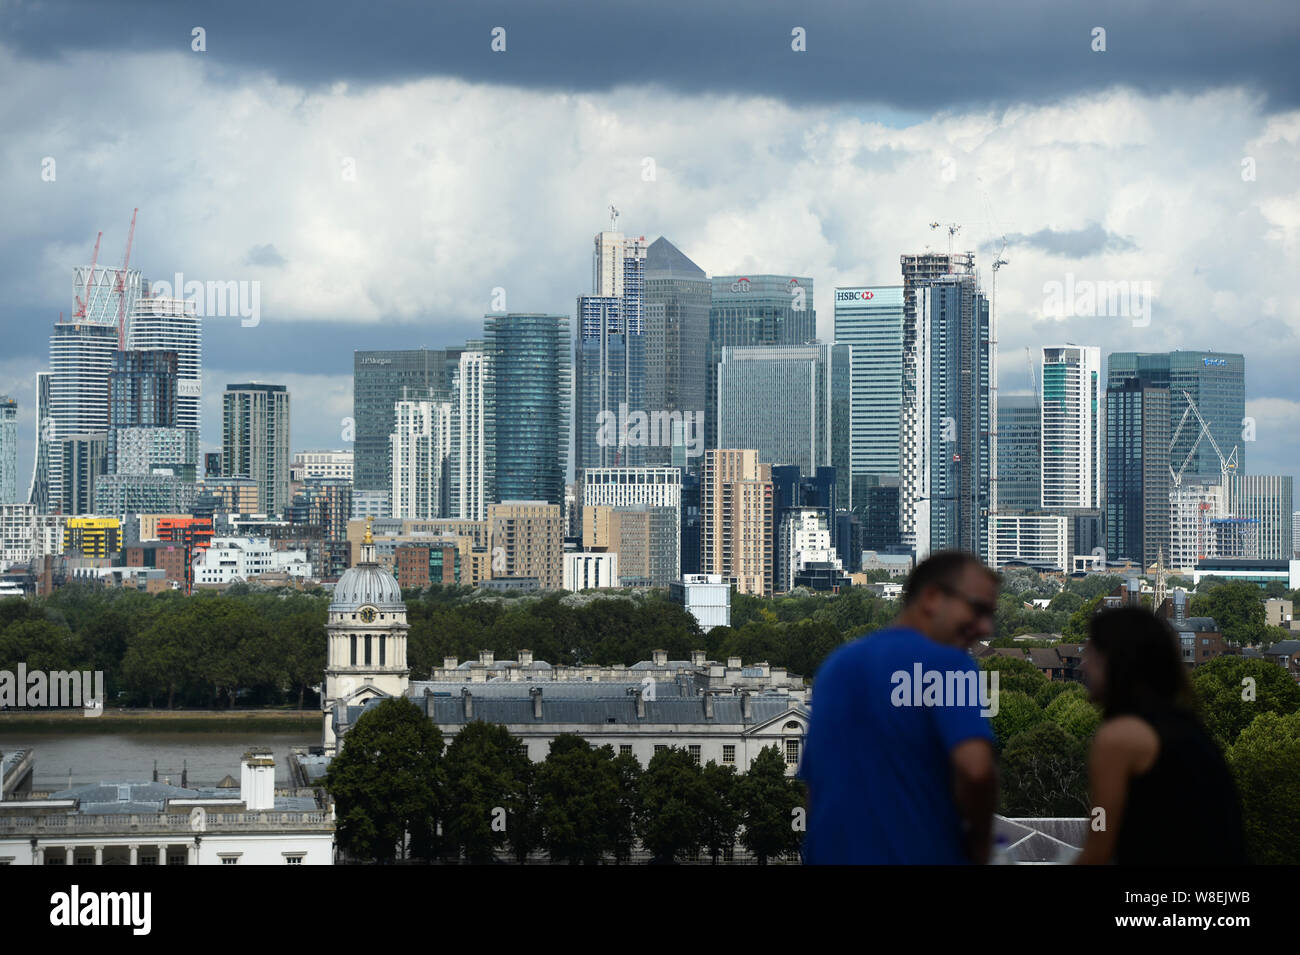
[735,746,804,864]
[534,735,622,864]
[441,720,532,863]
[1191,656,1300,748]
[979,655,1049,697]
[1063,575,1123,601]
[1190,582,1266,646]
[1064,593,1106,641]
[699,761,741,864]
[322,697,444,863]
[1044,689,1102,741]
[999,722,1089,817]
[636,747,711,863]
[989,690,1047,750]
[1227,710,1300,864]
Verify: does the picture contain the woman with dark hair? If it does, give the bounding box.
[1075,607,1248,865]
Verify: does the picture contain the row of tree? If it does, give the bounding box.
[324,697,805,864]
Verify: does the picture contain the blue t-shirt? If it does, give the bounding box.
[799,626,994,864]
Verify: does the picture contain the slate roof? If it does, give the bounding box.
[399,693,806,727]
[1267,640,1300,657]
[47,780,314,813]
[409,679,695,700]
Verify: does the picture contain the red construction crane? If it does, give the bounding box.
[114,208,138,349]
[72,231,103,319]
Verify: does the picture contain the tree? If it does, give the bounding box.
[736,746,803,864]
[1191,656,1300,747]
[699,761,741,864]
[979,655,1048,698]
[322,697,444,863]
[606,750,642,864]
[535,735,620,863]
[1064,593,1106,641]
[1227,710,1300,864]
[999,722,1089,817]
[1045,688,1102,741]
[636,747,709,863]
[1190,582,1266,646]
[989,690,1047,750]
[441,721,532,863]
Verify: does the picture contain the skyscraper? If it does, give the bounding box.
[454,344,488,521]
[643,237,710,466]
[0,396,15,505]
[717,343,850,478]
[701,449,773,596]
[834,286,904,510]
[707,275,816,452]
[127,295,202,434]
[996,394,1040,511]
[27,373,51,511]
[484,313,571,506]
[1106,352,1246,483]
[1041,346,1102,510]
[1105,380,1171,566]
[390,394,453,520]
[353,348,464,494]
[901,266,991,560]
[575,231,649,470]
[1227,474,1293,560]
[222,383,290,515]
[107,350,194,476]
[48,320,117,510]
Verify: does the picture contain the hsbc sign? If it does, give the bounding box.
[835,289,876,302]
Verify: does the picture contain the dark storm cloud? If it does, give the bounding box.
[1004,224,1137,257]
[2,0,1297,112]
[245,243,286,267]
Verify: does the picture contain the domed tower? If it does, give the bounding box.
[322,517,409,754]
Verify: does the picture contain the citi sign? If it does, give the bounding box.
[836,289,875,302]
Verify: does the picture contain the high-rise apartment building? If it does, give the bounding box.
[353,348,463,494]
[48,320,117,510]
[60,433,108,516]
[834,286,904,509]
[292,450,354,482]
[484,314,570,506]
[488,501,565,590]
[1106,352,1245,483]
[996,394,1040,511]
[127,296,202,434]
[1228,474,1293,560]
[222,383,290,516]
[901,265,991,560]
[643,238,710,466]
[0,396,15,504]
[27,374,51,511]
[707,275,816,452]
[701,449,773,596]
[576,231,649,470]
[454,344,488,521]
[1105,381,1171,566]
[107,349,191,475]
[717,342,850,479]
[1041,346,1102,510]
[390,395,454,520]
[581,504,677,587]
[579,466,682,580]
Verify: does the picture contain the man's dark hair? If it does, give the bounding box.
[901,551,999,607]
[1088,607,1197,718]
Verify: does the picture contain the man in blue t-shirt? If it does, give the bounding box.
[800,551,999,864]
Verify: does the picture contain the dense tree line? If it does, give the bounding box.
[324,697,805,864]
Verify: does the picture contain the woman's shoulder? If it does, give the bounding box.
[1093,715,1161,774]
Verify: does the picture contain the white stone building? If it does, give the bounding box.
[193,537,310,585]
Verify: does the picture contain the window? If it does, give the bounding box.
[364,635,372,666]
[723,745,736,764]
[168,853,186,866]
[654,745,667,755]
[284,855,304,865]
[350,635,357,666]
[220,855,241,865]
[785,739,801,765]
[619,745,632,757]
[688,745,701,765]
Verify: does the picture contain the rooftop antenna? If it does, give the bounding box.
[609,204,619,232]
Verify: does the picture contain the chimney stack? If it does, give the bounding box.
[727,656,742,670]
[691,650,707,667]
[240,750,275,811]
[462,687,473,719]
[703,691,713,719]
[479,649,494,665]
[741,690,752,720]
[652,649,668,666]
[520,649,534,666]
[530,686,543,719]
[634,687,646,719]
[443,656,458,670]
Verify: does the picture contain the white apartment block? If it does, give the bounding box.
[0,504,66,569]
[128,295,202,433]
[193,537,311,585]
[780,508,839,593]
[455,347,487,521]
[1041,346,1102,509]
[563,551,620,591]
[390,397,453,520]
[292,450,354,482]
[988,513,1070,570]
[1170,483,1228,571]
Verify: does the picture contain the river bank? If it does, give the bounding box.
[0,709,319,734]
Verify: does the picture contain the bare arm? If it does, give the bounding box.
[951,738,997,864]
[1075,717,1158,865]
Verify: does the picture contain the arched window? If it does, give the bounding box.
[379,636,386,667]
[349,635,356,666]
[364,635,372,666]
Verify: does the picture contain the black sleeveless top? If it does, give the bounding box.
[1113,707,1248,865]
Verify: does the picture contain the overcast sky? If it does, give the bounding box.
[2,0,1298,501]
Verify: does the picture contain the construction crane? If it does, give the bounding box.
[929,221,961,259]
[988,238,1008,512]
[114,208,138,349]
[1168,389,1238,489]
[608,204,619,232]
[72,232,103,320]
[1025,346,1039,405]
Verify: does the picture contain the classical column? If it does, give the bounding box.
[65,846,74,866]
[187,840,199,866]
[94,845,103,866]
[33,844,44,865]
[129,844,139,866]
[158,845,168,865]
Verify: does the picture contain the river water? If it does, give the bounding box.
[0,732,319,790]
